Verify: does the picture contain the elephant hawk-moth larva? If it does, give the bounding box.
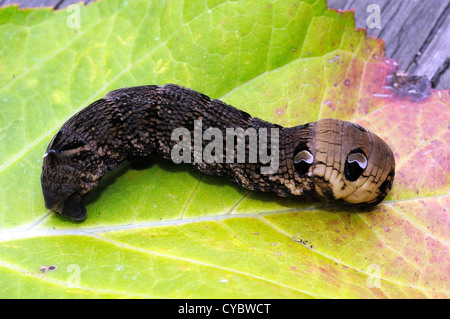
[41,84,395,221]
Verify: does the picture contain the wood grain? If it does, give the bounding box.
[327,0,449,89]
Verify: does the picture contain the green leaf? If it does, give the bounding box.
[0,0,448,298]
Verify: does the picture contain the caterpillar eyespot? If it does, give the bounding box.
[41,84,395,221]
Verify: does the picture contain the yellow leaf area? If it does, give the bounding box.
[0,0,448,299]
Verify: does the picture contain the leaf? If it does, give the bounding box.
[0,0,448,298]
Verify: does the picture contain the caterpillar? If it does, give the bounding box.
[41,84,395,221]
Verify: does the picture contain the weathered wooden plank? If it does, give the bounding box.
[433,58,450,90]
[413,7,450,89]
[328,0,449,89]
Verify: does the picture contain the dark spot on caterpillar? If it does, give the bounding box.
[293,145,313,176]
[41,84,395,220]
[344,149,367,182]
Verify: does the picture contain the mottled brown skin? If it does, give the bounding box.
[41,84,395,221]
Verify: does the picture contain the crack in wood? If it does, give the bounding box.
[431,57,450,89]
[406,2,450,74]
[53,0,65,10]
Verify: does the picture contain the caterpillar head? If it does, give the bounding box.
[293,119,395,206]
[41,129,105,221]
